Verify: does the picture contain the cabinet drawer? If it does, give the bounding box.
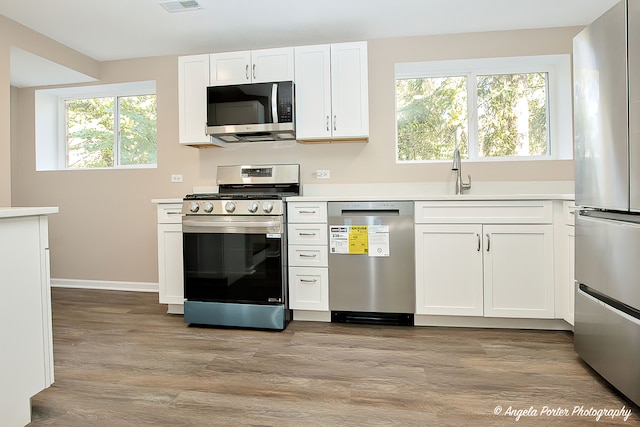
[415,200,553,224]
[289,267,329,311]
[288,202,327,223]
[288,245,328,267]
[563,201,577,226]
[157,203,184,224]
[288,224,328,245]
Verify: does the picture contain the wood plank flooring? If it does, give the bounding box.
[29,288,639,426]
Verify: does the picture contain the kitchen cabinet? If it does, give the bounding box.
[563,201,576,325]
[415,201,555,319]
[209,47,294,86]
[178,54,210,145]
[287,202,329,311]
[0,209,56,426]
[415,224,484,316]
[154,201,184,314]
[294,42,369,141]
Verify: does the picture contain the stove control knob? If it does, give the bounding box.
[225,202,236,213]
[248,202,259,213]
[189,202,200,213]
[262,202,274,213]
[203,202,214,213]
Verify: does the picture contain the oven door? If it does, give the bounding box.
[182,215,286,306]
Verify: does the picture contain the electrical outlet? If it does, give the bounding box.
[316,170,330,179]
[171,174,183,183]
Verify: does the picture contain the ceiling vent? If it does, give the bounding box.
[159,0,203,13]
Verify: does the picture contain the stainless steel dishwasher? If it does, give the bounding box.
[328,201,415,325]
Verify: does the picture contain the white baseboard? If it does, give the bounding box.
[51,278,159,293]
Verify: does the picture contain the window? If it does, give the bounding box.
[395,55,572,163]
[36,81,157,171]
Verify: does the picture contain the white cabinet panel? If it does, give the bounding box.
[294,45,332,139]
[415,203,556,320]
[295,42,369,141]
[483,225,555,318]
[158,223,184,305]
[287,201,329,313]
[289,267,329,311]
[210,48,293,86]
[210,51,251,85]
[178,54,210,145]
[288,202,328,223]
[155,203,184,310]
[288,245,328,267]
[288,223,328,245]
[0,215,54,426]
[251,47,294,82]
[330,42,369,139]
[415,200,553,224]
[415,224,484,316]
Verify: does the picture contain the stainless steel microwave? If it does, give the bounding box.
[205,81,295,143]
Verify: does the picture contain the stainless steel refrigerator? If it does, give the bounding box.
[573,0,640,406]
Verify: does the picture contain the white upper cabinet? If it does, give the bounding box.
[178,54,210,145]
[294,42,369,141]
[210,47,294,86]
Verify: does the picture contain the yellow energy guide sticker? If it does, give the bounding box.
[348,226,368,254]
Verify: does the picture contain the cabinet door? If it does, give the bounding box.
[330,42,369,139]
[251,47,294,83]
[210,51,251,85]
[415,224,484,316]
[289,267,329,311]
[158,223,184,305]
[178,54,210,144]
[294,45,332,140]
[483,225,554,318]
[566,226,575,325]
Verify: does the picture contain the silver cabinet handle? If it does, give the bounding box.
[271,83,279,123]
[166,211,182,215]
[476,233,481,251]
[299,253,318,258]
[298,210,318,215]
[333,115,337,131]
[245,64,249,80]
[298,232,317,236]
[326,116,330,131]
[252,64,256,80]
[486,233,491,252]
[300,278,318,283]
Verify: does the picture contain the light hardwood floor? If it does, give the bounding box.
[29,288,639,426]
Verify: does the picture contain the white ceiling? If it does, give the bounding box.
[1,0,619,62]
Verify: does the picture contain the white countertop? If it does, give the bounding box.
[286,193,574,202]
[153,181,576,204]
[0,207,59,219]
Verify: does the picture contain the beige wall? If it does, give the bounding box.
[1,14,100,206]
[10,24,579,284]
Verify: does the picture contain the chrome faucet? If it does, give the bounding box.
[451,148,471,194]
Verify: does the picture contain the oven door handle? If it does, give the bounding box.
[183,219,281,229]
[182,217,282,233]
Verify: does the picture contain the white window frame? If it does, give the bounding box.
[36,81,157,171]
[394,55,572,163]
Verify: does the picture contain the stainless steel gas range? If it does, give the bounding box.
[181,164,300,330]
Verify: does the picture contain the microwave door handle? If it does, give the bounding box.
[272,83,279,123]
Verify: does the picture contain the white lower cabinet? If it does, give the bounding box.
[415,224,484,316]
[158,223,184,306]
[0,212,55,426]
[154,201,184,314]
[287,202,329,312]
[482,224,554,318]
[415,201,555,319]
[289,267,329,311]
